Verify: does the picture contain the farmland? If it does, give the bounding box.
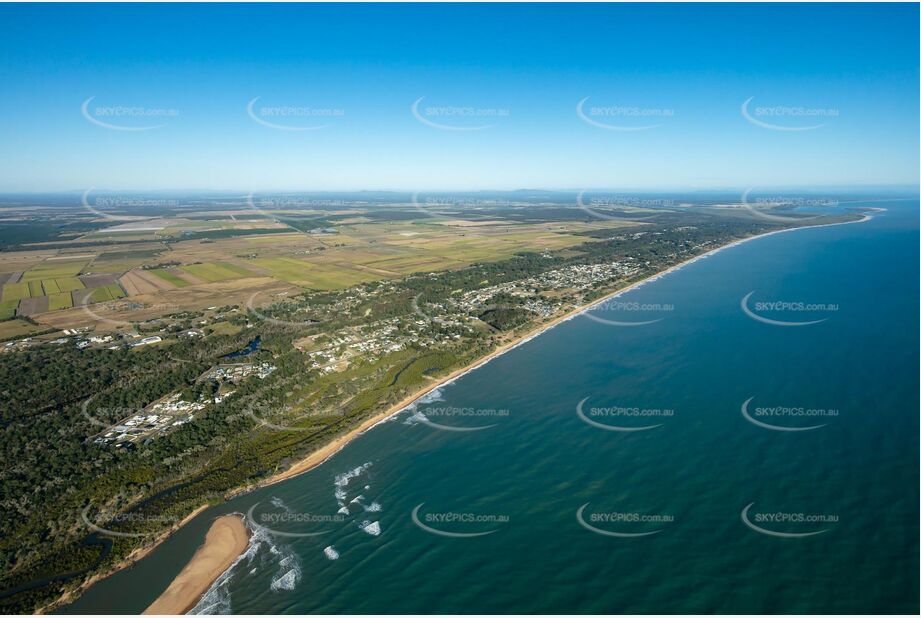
[0,202,642,328]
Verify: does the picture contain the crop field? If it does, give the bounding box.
[87,284,127,303]
[1,207,642,330]
[1,282,30,301]
[0,299,19,320]
[148,268,191,287]
[250,257,383,289]
[47,292,73,311]
[20,258,89,281]
[179,261,256,282]
[56,278,85,292]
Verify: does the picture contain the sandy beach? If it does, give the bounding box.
[62,212,873,613]
[234,213,872,495]
[143,515,250,615]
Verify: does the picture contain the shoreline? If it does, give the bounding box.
[231,212,872,494]
[53,212,872,613]
[143,514,250,615]
[36,504,210,615]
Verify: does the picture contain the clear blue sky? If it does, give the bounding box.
[0,3,917,192]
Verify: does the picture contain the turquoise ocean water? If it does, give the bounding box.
[64,201,919,614]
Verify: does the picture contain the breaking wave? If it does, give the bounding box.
[359,520,382,536]
[189,515,303,614]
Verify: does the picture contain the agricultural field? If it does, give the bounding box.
[0,299,19,320]
[2,282,30,301]
[47,292,73,311]
[148,268,191,288]
[179,261,255,282]
[20,257,89,281]
[0,318,47,341]
[0,200,640,329]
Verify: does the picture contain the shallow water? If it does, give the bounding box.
[64,201,919,614]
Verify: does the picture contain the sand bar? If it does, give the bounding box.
[143,515,249,615]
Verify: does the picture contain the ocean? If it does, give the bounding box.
[63,200,919,614]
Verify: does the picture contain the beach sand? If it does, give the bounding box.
[143,515,249,615]
[230,214,872,496]
[69,213,873,613]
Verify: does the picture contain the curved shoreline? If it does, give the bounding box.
[143,514,249,615]
[229,213,872,495]
[57,213,872,613]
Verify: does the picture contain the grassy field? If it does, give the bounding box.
[2,282,31,301]
[88,284,127,303]
[0,299,19,320]
[148,268,190,287]
[20,258,89,281]
[47,293,74,311]
[11,212,639,330]
[251,257,382,289]
[56,278,85,292]
[0,319,47,341]
[208,321,243,336]
[179,261,256,282]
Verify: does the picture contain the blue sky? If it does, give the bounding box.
[0,3,917,192]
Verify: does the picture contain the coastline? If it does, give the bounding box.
[143,514,250,615]
[55,212,872,613]
[36,504,210,615]
[231,213,872,494]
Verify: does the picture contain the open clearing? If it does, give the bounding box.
[0,319,47,340]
